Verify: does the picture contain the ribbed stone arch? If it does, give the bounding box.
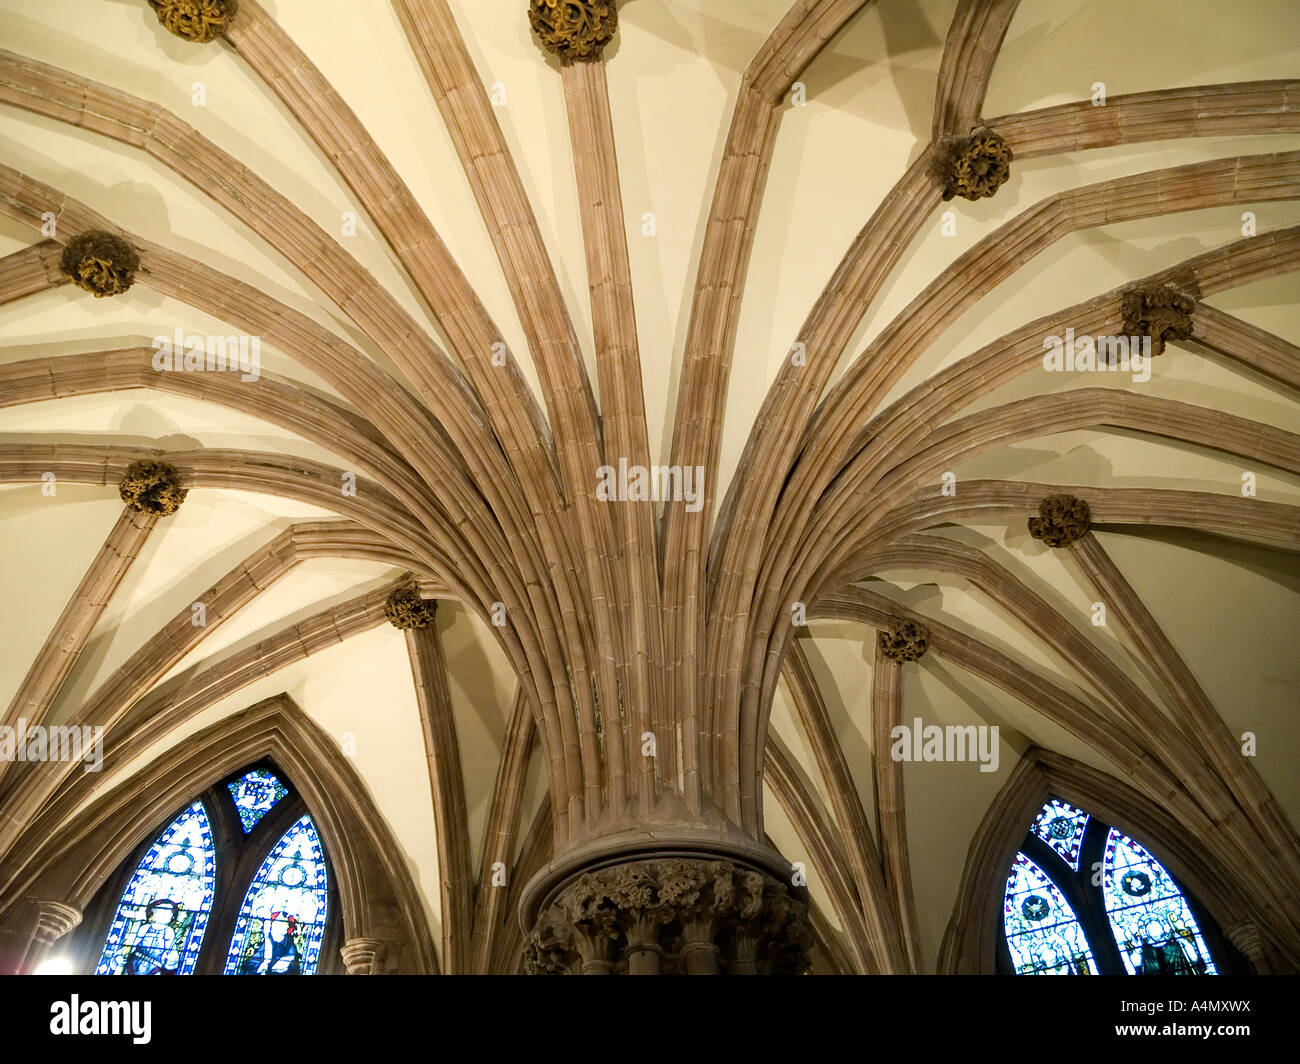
[937,747,1281,975]
[0,0,1297,976]
[0,694,438,974]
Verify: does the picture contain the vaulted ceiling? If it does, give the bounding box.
[1,0,1297,974]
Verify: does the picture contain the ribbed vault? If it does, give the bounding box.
[0,0,1296,974]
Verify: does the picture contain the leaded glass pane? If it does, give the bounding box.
[226,768,289,833]
[1030,798,1090,869]
[1003,852,1096,975]
[223,815,329,974]
[95,801,216,975]
[1102,828,1216,975]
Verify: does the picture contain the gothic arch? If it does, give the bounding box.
[0,694,438,974]
[1,0,1297,980]
[937,747,1288,975]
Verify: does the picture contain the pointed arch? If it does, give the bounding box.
[93,801,217,976]
[938,747,1289,974]
[223,814,331,975]
[1002,852,1096,975]
[1102,828,1218,975]
[0,695,438,974]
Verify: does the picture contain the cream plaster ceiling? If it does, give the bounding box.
[1,0,1297,971]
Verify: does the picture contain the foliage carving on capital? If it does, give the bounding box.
[385,586,438,630]
[522,856,811,974]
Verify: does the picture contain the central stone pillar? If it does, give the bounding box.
[522,852,812,975]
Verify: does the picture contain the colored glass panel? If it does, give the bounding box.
[223,815,329,974]
[226,768,289,833]
[1103,829,1216,975]
[95,802,216,975]
[1004,852,1096,975]
[1031,798,1090,870]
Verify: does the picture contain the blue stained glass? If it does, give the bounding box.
[1103,828,1216,975]
[95,802,216,975]
[226,768,289,833]
[1004,852,1096,975]
[223,815,329,974]
[1031,798,1090,869]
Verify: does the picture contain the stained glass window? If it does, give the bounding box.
[223,815,329,974]
[95,801,216,975]
[1031,798,1089,869]
[1003,799,1224,975]
[90,766,339,976]
[1003,852,1096,974]
[1103,828,1216,975]
[226,768,289,833]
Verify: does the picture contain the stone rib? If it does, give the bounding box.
[763,736,878,971]
[392,0,614,835]
[991,81,1300,159]
[0,506,157,791]
[664,0,883,810]
[404,621,474,974]
[0,241,64,305]
[781,638,907,971]
[468,688,535,974]
[869,645,922,972]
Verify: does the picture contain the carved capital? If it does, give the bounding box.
[523,908,581,974]
[340,937,388,975]
[738,883,814,975]
[879,620,929,663]
[60,231,140,298]
[1222,915,1263,957]
[1028,494,1091,548]
[30,901,82,946]
[119,460,187,516]
[147,0,238,43]
[529,1,618,61]
[11,900,82,974]
[941,129,1012,202]
[1121,285,1194,356]
[385,586,438,630]
[523,856,810,975]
